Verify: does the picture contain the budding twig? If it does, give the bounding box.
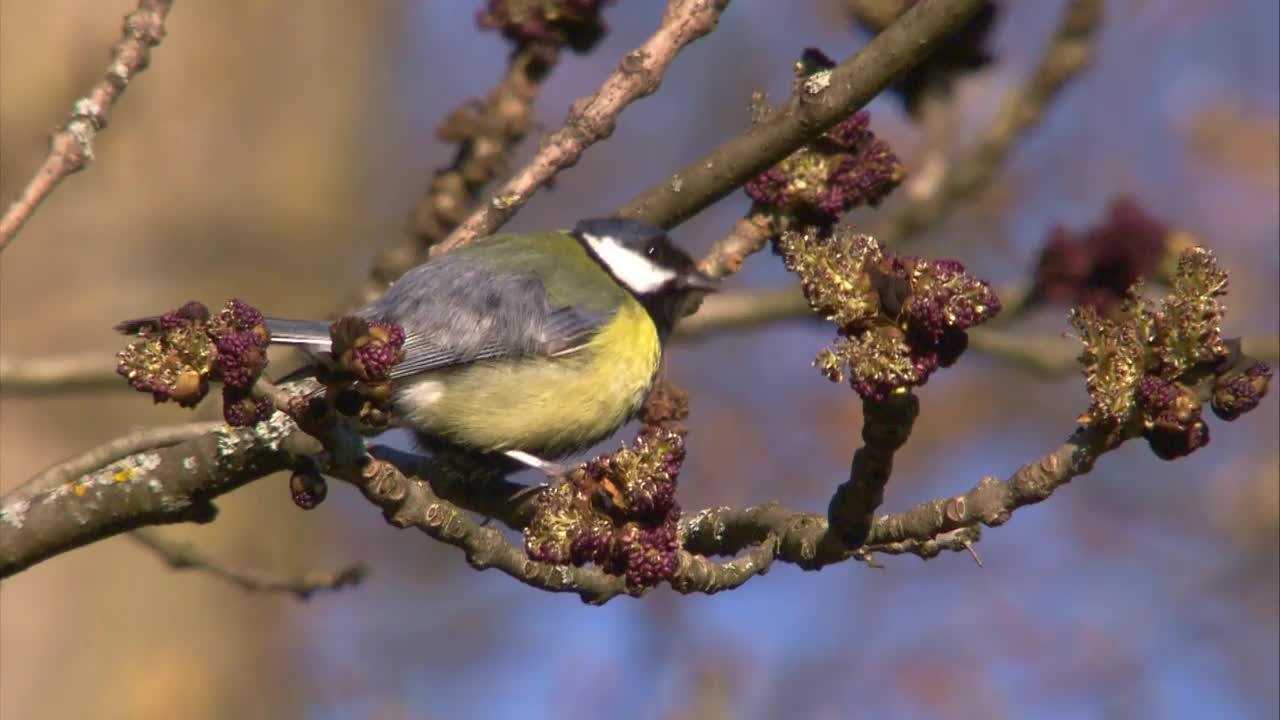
[0,0,174,254]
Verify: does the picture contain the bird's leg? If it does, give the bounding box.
[501,450,571,506]
[503,450,569,479]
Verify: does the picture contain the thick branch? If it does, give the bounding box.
[0,0,174,253]
[0,413,308,578]
[825,393,920,549]
[437,0,731,252]
[14,421,225,504]
[615,0,988,229]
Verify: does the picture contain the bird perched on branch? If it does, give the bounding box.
[265,218,716,472]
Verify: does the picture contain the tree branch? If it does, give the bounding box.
[0,351,126,394]
[130,528,367,600]
[696,209,776,279]
[615,0,989,229]
[337,453,777,604]
[679,423,1124,570]
[14,421,225,502]
[874,0,1103,247]
[436,0,732,253]
[0,413,308,578]
[825,393,920,549]
[0,0,175,254]
[864,424,1115,546]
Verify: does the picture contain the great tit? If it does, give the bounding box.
[266,218,717,471]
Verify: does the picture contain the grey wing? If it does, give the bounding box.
[361,260,609,380]
[388,305,601,379]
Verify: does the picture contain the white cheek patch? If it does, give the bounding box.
[582,232,676,294]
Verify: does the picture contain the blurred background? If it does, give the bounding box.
[1,1,1276,718]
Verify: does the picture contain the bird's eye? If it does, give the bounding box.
[646,245,658,257]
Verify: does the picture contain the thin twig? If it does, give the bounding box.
[696,209,776,279]
[436,0,732,252]
[0,352,119,394]
[0,0,175,253]
[674,286,810,341]
[355,44,565,307]
[875,0,1103,247]
[130,528,366,600]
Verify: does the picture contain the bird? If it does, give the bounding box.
[264,218,717,473]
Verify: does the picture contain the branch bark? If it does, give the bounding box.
[615,0,989,229]
[0,0,174,254]
[0,414,306,578]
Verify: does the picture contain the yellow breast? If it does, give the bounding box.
[397,300,662,458]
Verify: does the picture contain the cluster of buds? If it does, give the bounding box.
[778,226,1001,401]
[1070,247,1271,459]
[317,317,406,429]
[745,50,904,226]
[116,299,273,426]
[848,0,997,116]
[477,0,612,53]
[1032,196,1194,314]
[524,427,686,591]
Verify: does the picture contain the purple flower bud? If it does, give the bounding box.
[222,387,273,427]
[1211,360,1272,421]
[215,330,268,391]
[290,471,328,510]
[1146,420,1209,461]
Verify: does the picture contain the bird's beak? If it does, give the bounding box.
[679,269,720,293]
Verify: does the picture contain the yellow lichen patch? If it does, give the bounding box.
[114,467,138,483]
[74,484,88,497]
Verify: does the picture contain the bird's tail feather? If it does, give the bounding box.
[263,318,332,347]
[115,315,333,349]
